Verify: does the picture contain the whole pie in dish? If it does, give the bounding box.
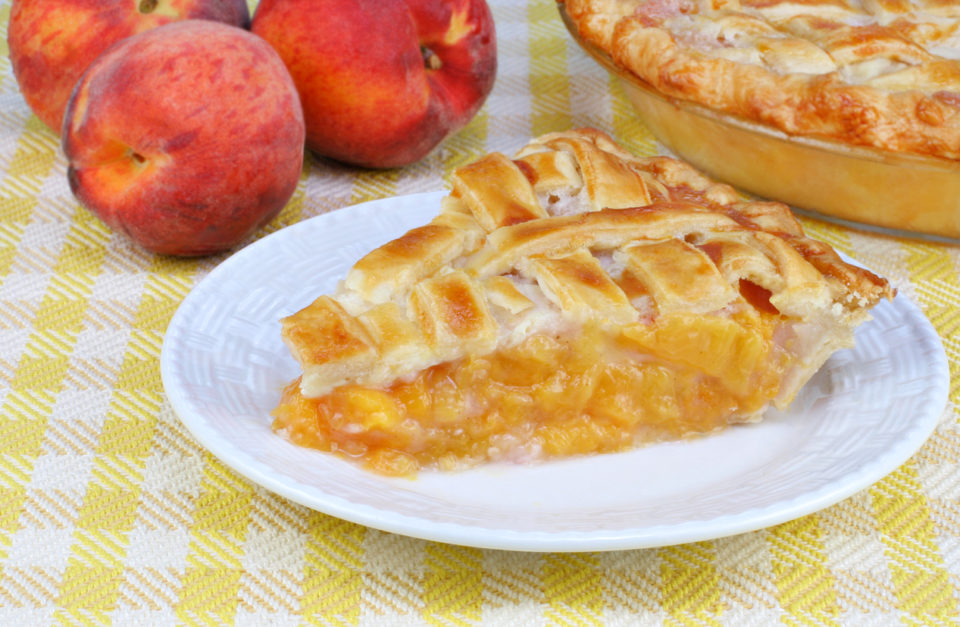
[564,0,960,159]
[273,129,894,476]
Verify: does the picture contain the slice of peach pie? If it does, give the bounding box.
[274,128,894,476]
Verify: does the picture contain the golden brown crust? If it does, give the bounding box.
[618,238,738,314]
[451,152,548,229]
[564,0,960,159]
[281,129,894,398]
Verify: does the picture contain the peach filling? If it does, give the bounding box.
[272,310,785,476]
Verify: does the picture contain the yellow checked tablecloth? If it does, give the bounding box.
[2,1,960,624]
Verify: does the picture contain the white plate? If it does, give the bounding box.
[161,191,950,552]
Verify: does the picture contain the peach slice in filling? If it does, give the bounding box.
[272,307,788,477]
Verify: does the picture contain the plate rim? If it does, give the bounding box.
[161,191,950,552]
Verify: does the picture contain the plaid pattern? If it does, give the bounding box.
[1,0,959,624]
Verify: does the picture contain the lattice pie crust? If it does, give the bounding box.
[274,129,893,475]
[565,0,960,159]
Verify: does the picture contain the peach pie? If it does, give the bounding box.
[273,129,894,476]
[564,0,960,159]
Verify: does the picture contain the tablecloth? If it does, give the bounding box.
[1,0,959,624]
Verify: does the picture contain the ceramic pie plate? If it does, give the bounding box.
[161,192,949,552]
[558,2,960,242]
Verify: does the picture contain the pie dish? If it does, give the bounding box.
[559,0,960,239]
[274,129,894,476]
[565,0,960,160]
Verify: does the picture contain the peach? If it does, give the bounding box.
[62,20,305,256]
[8,0,249,134]
[252,0,496,169]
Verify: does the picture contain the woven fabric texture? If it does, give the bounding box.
[1,0,959,624]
